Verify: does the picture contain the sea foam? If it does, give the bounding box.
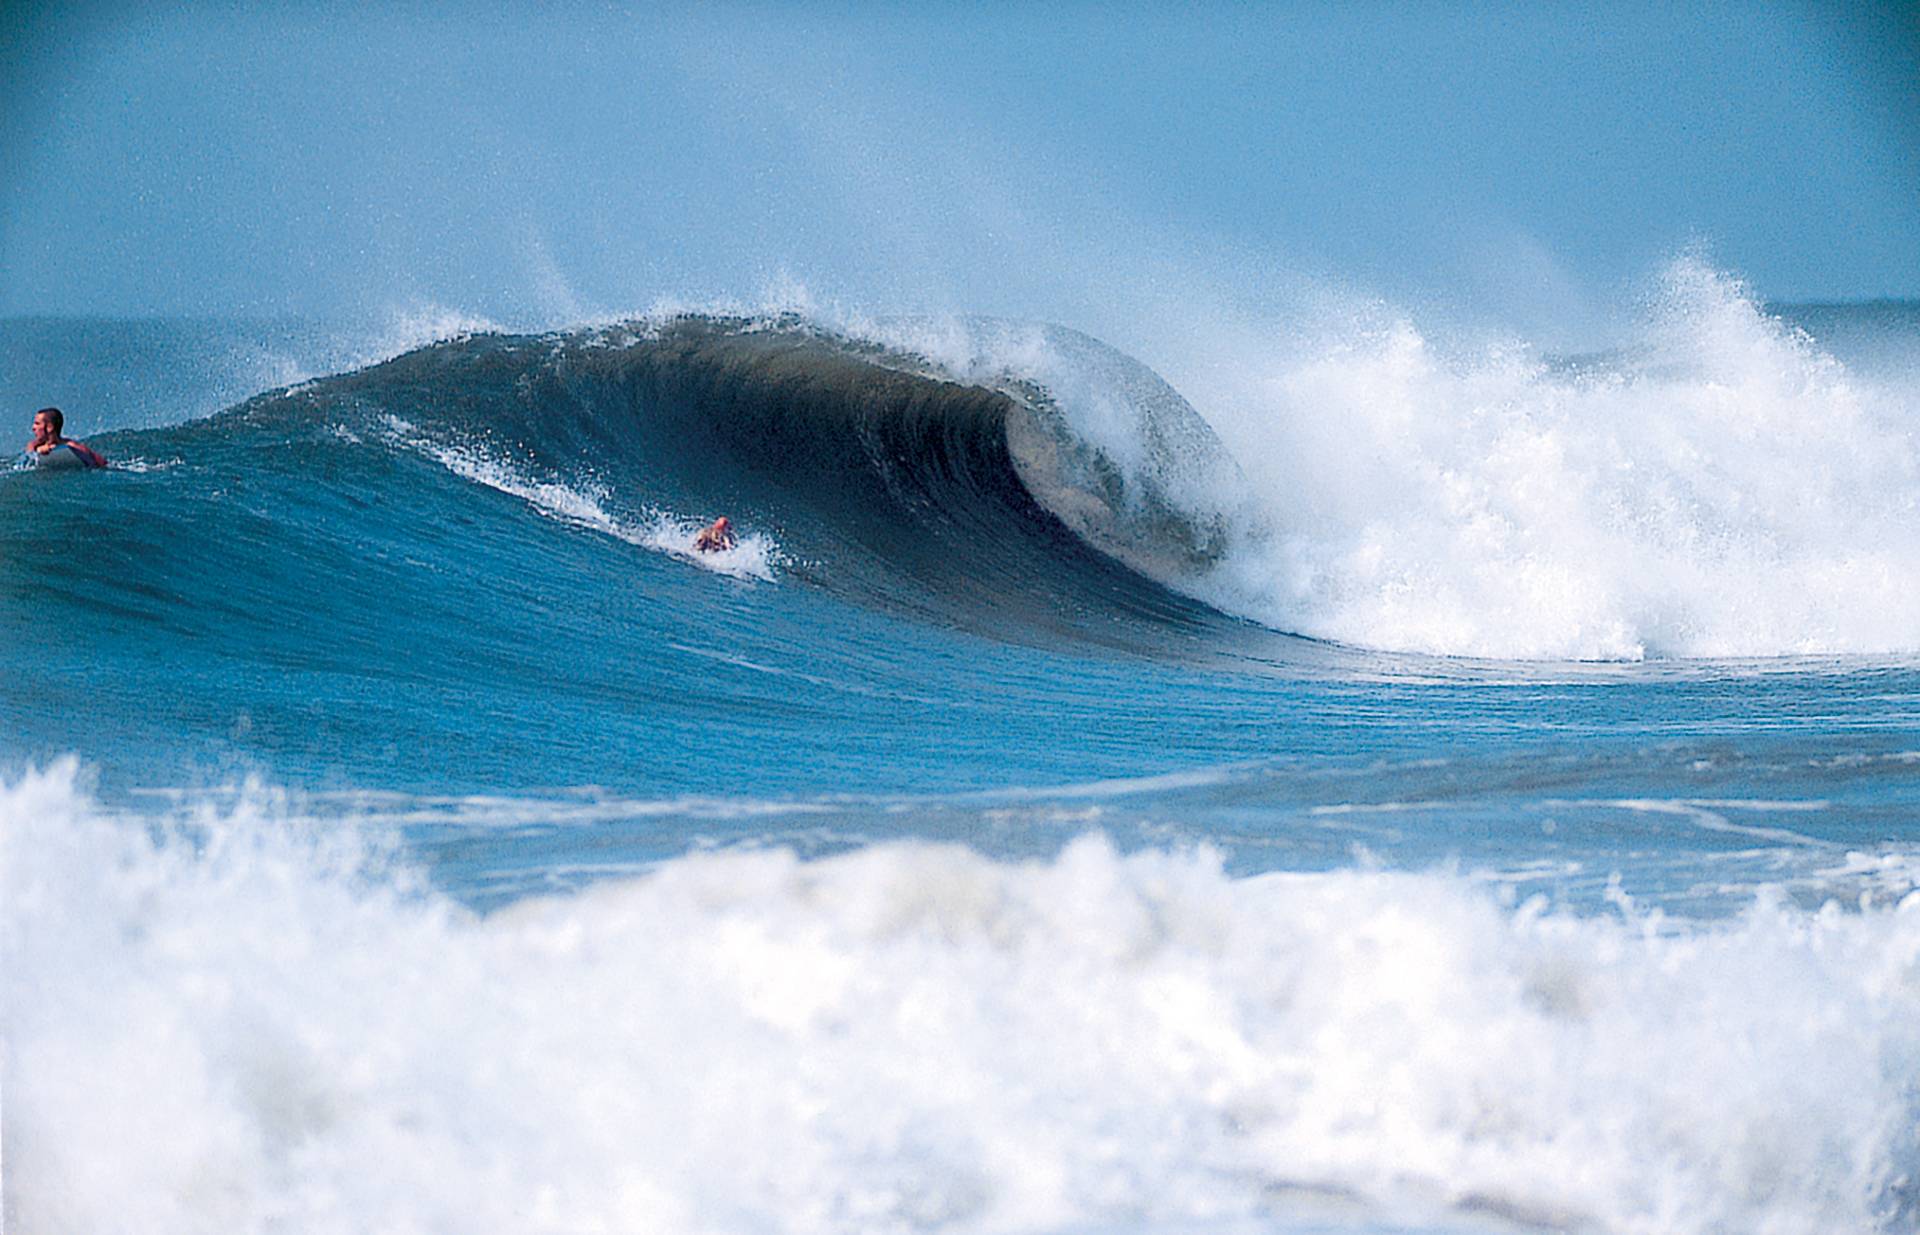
[1183,260,1920,659]
[860,261,1920,661]
[7,763,1918,1234]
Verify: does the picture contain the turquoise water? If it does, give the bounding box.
[6,289,1920,1233]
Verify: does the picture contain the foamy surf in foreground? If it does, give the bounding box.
[7,763,1918,1235]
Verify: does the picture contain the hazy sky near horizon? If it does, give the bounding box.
[2,2,1916,331]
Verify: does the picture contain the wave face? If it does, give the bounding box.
[9,763,1919,1235]
[236,312,1249,657]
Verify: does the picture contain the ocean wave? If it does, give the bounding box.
[210,312,1233,657]
[818,264,1920,660]
[588,270,1920,661]
[7,762,1917,1234]
[85,263,1920,663]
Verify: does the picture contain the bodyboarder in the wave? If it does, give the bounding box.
[694,516,736,553]
[22,407,107,469]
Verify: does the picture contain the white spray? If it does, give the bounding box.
[7,763,1920,1234]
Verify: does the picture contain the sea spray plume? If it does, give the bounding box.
[7,763,1920,1233]
[1173,258,1920,659]
[259,306,510,404]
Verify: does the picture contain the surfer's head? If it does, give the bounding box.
[31,407,62,446]
[714,516,731,533]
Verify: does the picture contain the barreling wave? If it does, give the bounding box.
[200,310,1265,658]
[58,266,1920,663]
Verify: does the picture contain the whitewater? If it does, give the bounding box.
[830,259,1920,662]
[6,263,1920,1234]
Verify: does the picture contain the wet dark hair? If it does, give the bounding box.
[36,407,63,434]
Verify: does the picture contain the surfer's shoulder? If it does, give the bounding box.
[63,440,109,468]
[18,441,108,471]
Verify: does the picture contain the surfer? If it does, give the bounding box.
[24,407,107,468]
[694,516,737,553]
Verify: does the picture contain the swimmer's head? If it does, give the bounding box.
[32,407,62,443]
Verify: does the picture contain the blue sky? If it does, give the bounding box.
[2,2,1915,327]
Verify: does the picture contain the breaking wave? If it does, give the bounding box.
[8,763,1919,1234]
[46,260,1920,663]
[1161,260,1920,659]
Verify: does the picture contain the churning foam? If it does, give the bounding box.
[1172,259,1920,659]
[7,762,1918,1234]
[849,261,1919,661]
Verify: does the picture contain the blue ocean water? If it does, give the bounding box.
[6,270,1920,1233]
